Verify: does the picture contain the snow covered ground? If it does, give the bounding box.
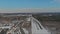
[32,17,51,34]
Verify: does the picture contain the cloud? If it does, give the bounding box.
[54,0,60,2]
[0,8,60,13]
[55,0,60,1]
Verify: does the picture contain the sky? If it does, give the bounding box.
[0,0,60,9]
[0,0,60,13]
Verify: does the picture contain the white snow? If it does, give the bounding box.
[32,17,51,34]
